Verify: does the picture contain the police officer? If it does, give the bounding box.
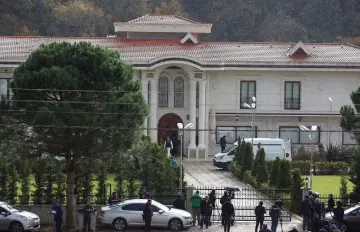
[220,191,230,225]
[82,199,95,232]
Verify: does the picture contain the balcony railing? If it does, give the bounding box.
[284,98,300,109]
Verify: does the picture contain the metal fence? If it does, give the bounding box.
[193,186,292,222]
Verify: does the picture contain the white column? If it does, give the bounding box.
[188,79,197,149]
[198,81,206,149]
[150,78,158,142]
[141,79,149,136]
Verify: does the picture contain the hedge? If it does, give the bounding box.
[291,161,349,175]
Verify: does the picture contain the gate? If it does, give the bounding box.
[194,186,292,222]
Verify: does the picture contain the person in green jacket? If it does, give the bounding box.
[190,191,202,226]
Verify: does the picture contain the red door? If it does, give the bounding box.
[157,113,183,143]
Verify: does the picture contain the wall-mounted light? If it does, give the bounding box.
[298,116,302,122]
[186,114,190,120]
[235,116,239,121]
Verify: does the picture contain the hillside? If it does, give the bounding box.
[1,0,359,44]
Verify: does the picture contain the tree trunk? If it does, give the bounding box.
[66,169,76,230]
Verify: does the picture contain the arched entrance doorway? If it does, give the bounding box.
[158,113,183,156]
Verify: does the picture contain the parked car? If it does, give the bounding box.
[0,202,40,232]
[98,199,192,231]
[324,204,360,232]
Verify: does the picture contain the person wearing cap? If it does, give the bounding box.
[255,201,266,232]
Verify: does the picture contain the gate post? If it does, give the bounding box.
[185,186,195,212]
[301,186,312,200]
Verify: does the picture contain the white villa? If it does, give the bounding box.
[1,14,360,158]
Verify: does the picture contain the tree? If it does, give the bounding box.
[242,142,254,173]
[290,168,302,213]
[234,139,246,166]
[253,147,269,185]
[269,157,281,186]
[10,42,148,229]
[276,160,292,189]
[155,0,183,15]
[339,176,349,205]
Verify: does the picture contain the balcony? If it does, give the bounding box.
[284,98,300,110]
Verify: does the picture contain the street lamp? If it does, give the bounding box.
[243,96,256,145]
[299,125,318,188]
[177,122,194,191]
[328,97,333,148]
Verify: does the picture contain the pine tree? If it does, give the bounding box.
[234,139,246,166]
[255,148,269,185]
[339,176,348,205]
[252,143,262,176]
[276,160,292,189]
[242,142,254,173]
[349,148,360,200]
[269,157,281,186]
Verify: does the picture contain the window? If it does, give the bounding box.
[240,81,256,109]
[196,81,199,108]
[343,131,356,145]
[174,76,184,107]
[151,205,161,212]
[0,79,9,99]
[158,76,168,107]
[279,126,320,144]
[216,126,257,144]
[284,81,300,109]
[122,203,145,211]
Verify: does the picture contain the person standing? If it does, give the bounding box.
[222,197,234,232]
[53,201,63,232]
[143,199,153,232]
[220,135,227,152]
[327,194,335,212]
[173,194,185,210]
[220,191,229,226]
[333,201,344,229]
[269,202,281,232]
[108,192,118,205]
[82,199,95,232]
[200,196,211,229]
[301,196,311,231]
[164,136,173,157]
[208,190,216,226]
[255,201,266,232]
[190,190,202,226]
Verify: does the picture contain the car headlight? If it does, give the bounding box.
[19,216,32,221]
[183,216,192,220]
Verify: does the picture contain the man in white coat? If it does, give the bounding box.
[164,136,173,157]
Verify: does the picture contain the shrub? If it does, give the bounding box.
[316,161,349,175]
[253,147,269,185]
[292,145,323,161]
[290,168,303,213]
[234,139,246,166]
[318,143,356,163]
[243,170,257,188]
[291,160,310,175]
[242,142,254,173]
[276,160,292,189]
[269,157,281,186]
[339,176,349,206]
[231,162,242,180]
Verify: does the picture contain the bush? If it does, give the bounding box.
[292,146,323,161]
[252,147,269,185]
[291,160,310,175]
[276,160,292,189]
[318,143,356,163]
[234,139,247,166]
[316,161,349,175]
[243,170,257,188]
[290,168,303,213]
[242,142,254,173]
[269,157,281,186]
[230,162,242,180]
[339,176,349,206]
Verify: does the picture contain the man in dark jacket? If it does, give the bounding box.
[333,201,344,229]
[173,194,185,210]
[82,200,95,232]
[220,191,230,225]
[220,136,227,152]
[222,198,234,232]
[327,194,335,212]
[200,196,212,229]
[255,201,266,232]
[269,202,281,232]
[208,190,216,226]
[53,201,63,232]
[301,196,311,231]
[311,213,322,232]
[143,199,153,232]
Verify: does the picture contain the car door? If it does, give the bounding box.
[345,208,360,231]
[0,207,10,230]
[121,203,145,226]
[151,205,168,227]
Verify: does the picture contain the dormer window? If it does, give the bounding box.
[180,33,198,44]
[288,41,310,57]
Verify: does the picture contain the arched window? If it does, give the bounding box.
[174,76,184,107]
[158,76,168,107]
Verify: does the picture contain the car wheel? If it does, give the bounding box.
[113,218,127,231]
[168,218,183,231]
[9,222,24,232]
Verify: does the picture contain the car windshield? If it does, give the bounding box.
[153,201,170,212]
[345,205,360,214]
[2,204,19,212]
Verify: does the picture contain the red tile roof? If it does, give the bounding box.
[1,36,360,67]
[128,14,201,25]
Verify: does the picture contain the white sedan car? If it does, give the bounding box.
[0,202,40,232]
[98,199,192,231]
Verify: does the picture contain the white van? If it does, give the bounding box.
[213,138,292,170]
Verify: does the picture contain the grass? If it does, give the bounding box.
[301,175,354,197]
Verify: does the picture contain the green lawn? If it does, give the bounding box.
[301,175,354,197]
